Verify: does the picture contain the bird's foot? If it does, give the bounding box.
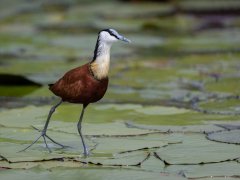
[19,126,69,153]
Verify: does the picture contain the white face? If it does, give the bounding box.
[99,31,118,44]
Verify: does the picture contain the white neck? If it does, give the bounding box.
[90,41,112,80]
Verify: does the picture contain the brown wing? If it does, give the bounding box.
[49,63,89,102]
[49,63,109,104]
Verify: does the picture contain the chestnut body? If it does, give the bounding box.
[49,63,108,105]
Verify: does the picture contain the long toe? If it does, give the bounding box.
[45,134,70,149]
[19,130,65,153]
[18,134,42,152]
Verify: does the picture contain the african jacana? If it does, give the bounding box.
[21,29,131,156]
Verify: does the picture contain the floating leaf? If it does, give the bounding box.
[92,135,170,154]
[0,167,186,180]
[53,121,156,136]
[0,159,85,169]
[82,151,149,166]
[0,142,70,163]
[155,134,240,165]
[215,123,240,130]
[91,133,182,155]
[207,130,240,144]
[0,127,96,162]
[140,153,165,172]
[95,103,190,115]
[126,121,224,133]
[165,161,240,179]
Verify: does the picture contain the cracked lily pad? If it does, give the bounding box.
[95,104,190,115]
[0,127,96,162]
[0,159,85,169]
[0,142,73,163]
[207,130,240,144]
[140,153,165,172]
[165,161,240,179]
[92,136,168,154]
[91,133,182,155]
[141,155,240,178]
[0,167,186,180]
[126,121,224,133]
[0,105,158,136]
[155,134,240,165]
[51,121,157,136]
[82,151,149,166]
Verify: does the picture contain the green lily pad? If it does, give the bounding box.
[0,127,96,162]
[126,121,224,133]
[0,159,85,169]
[207,130,240,144]
[165,161,240,179]
[155,134,240,165]
[52,121,156,136]
[0,167,186,180]
[141,154,240,178]
[179,0,240,11]
[91,133,182,155]
[0,104,158,136]
[140,153,165,172]
[82,151,149,166]
[0,127,94,147]
[0,105,50,128]
[183,162,240,178]
[92,136,168,154]
[95,104,190,115]
[215,123,240,130]
[199,99,240,115]
[0,142,73,163]
[1,104,239,132]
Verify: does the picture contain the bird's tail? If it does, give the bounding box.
[48,84,54,89]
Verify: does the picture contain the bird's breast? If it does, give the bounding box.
[85,76,109,102]
[90,56,110,80]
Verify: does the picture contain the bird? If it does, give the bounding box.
[20,29,131,156]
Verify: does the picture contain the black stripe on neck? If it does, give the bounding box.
[92,35,100,62]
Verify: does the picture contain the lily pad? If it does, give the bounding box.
[0,142,73,163]
[199,98,240,115]
[126,121,224,133]
[155,134,240,165]
[0,105,50,128]
[165,161,240,179]
[215,123,240,130]
[0,127,96,162]
[92,136,168,154]
[52,121,157,136]
[140,153,165,172]
[82,151,149,166]
[0,159,85,169]
[95,103,190,115]
[0,167,186,180]
[91,133,182,155]
[1,104,239,131]
[207,130,240,144]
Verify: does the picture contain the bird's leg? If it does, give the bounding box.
[20,100,68,152]
[77,104,89,157]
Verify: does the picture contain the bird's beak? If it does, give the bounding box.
[119,36,131,43]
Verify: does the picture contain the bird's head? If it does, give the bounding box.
[98,29,131,44]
